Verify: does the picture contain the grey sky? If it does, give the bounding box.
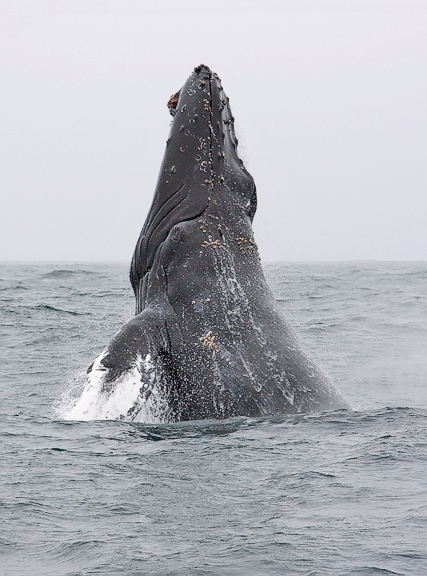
[1,0,426,262]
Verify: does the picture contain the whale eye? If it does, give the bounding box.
[170,225,185,243]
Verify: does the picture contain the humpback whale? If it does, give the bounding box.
[65,65,350,422]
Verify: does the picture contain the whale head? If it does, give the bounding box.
[130,65,257,307]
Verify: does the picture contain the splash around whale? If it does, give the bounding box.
[63,65,350,423]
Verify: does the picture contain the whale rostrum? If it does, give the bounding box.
[66,65,350,422]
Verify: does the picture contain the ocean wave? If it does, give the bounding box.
[42,269,100,279]
[32,304,91,316]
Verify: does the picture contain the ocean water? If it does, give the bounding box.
[1,261,426,576]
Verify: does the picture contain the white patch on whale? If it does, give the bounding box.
[59,350,171,423]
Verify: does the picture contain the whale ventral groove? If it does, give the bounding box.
[67,64,350,423]
[129,65,256,311]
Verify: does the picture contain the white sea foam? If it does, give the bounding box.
[57,350,171,423]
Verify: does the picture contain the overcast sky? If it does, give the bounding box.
[1,0,426,262]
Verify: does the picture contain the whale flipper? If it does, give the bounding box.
[66,308,179,422]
